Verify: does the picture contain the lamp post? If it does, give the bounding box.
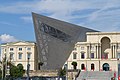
[64,63,68,80]
[27,58,30,80]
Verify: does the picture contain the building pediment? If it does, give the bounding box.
[6,41,35,46]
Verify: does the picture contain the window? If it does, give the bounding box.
[10,48,13,51]
[73,52,77,59]
[27,53,31,59]
[5,49,6,52]
[19,48,22,51]
[118,45,120,49]
[102,54,108,59]
[81,53,85,59]
[81,47,84,50]
[81,64,85,70]
[91,46,94,50]
[18,53,22,59]
[91,53,94,58]
[91,63,95,70]
[118,53,120,58]
[27,47,31,50]
[9,52,14,60]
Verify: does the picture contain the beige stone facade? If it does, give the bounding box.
[67,32,120,72]
[1,41,38,71]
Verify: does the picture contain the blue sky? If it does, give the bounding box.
[0,0,120,43]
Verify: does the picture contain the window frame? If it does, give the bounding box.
[118,53,120,58]
[81,52,85,59]
[19,48,22,51]
[27,52,31,59]
[10,48,14,51]
[18,53,22,59]
[81,64,85,70]
[27,47,31,50]
[91,53,94,58]
[73,52,77,59]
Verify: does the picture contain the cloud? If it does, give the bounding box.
[0,0,120,31]
[0,34,18,43]
[20,16,32,23]
[0,21,17,27]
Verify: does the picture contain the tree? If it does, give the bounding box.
[71,61,77,70]
[58,68,66,77]
[10,63,25,78]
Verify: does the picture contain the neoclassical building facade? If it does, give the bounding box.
[67,32,120,72]
[1,41,38,71]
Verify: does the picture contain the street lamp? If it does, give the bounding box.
[64,64,68,80]
[27,58,30,80]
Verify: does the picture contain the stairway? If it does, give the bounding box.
[77,71,114,80]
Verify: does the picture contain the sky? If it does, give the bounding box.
[0,0,120,43]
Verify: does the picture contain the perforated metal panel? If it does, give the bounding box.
[32,12,98,70]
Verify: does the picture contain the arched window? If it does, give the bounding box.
[91,63,95,71]
[81,64,85,70]
[103,63,109,71]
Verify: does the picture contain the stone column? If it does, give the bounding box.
[113,45,114,58]
[113,45,116,58]
[111,44,113,58]
[89,44,91,59]
[98,45,100,59]
[115,44,117,58]
[99,44,101,59]
[87,46,89,58]
[96,45,98,59]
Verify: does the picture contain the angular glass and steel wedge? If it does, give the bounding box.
[32,12,98,70]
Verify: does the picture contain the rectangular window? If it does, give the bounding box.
[18,53,22,59]
[27,47,31,50]
[10,52,14,60]
[81,47,84,50]
[118,45,120,49]
[19,48,22,51]
[73,53,77,59]
[91,53,94,58]
[10,48,14,51]
[81,53,85,59]
[91,46,94,50]
[118,53,120,58]
[5,49,6,52]
[102,54,108,59]
[27,53,31,59]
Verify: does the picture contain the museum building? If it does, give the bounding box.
[67,32,120,72]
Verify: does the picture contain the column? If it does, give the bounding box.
[89,44,91,59]
[113,45,114,58]
[87,46,89,58]
[99,44,101,59]
[111,44,113,58]
[98,45,100,59]
[114,45,117,58]
[114,45,115,58]
[96,45,98,59]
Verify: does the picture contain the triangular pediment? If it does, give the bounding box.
[6,41,35,46]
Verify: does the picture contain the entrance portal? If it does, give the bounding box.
[103,63,109,71]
